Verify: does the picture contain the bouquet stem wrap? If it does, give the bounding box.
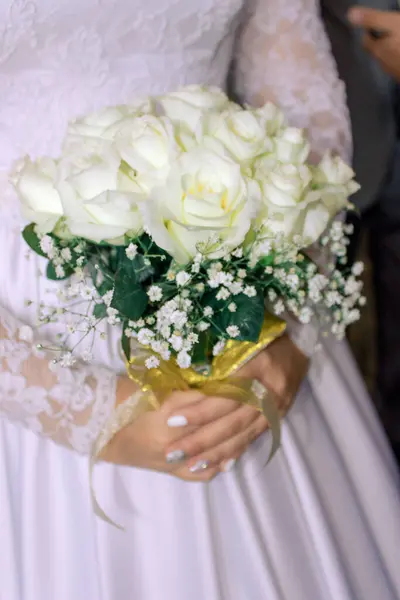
[91,314,286,528]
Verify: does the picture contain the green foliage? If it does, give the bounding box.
[121,328,131,361]
[46,261,74,281]
[22,224,48,257]
[213,291,265,342]
[110,265,148,320]
[93,303,107,319]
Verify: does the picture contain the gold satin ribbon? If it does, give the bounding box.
[90,313,286,528]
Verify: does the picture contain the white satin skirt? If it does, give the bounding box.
[1,340,400,600]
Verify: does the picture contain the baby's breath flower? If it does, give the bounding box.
[55,265,65,279]
[352,261,364,277]
[212,340,226,356]
[102,290,114,307]
[187,332,199,345]
[226,325,240,338]
[228,302,237,313]
[232,247,243,258]
[60,247,72,262]
[229,281,243,295]
[167,270,176,281]
[268,289,277,302]
[177,350,191,369]
[106,307,120,325]
[176,271,191,287]
[81,350,94,362]
[359,296,367,306]
[126,243,138,260]
[138,328,155,345]
[203,306,214,317]
[273,299,285,315]
[60,352,76,368]
[169,334,183,352]
[244,285,257,298]
[298,307,313,324]
[216,288,230,301]
[286,274,300,291]
[147,285,163,302]
[237,269,247,279]
[197,321,210,332]
[145,356,160,369]
[40,235,55,258]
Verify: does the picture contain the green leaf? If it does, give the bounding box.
[22,224,48,258]
[93,303,107,319]
[121,328,131,361]
[213,291,265,342]
[117,247,154,284]
[191,331,211,365]
[46,262,73,281]
[87,260,115,297]
[110,267,148,320]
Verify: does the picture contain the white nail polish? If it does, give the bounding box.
[166,449,186,463]
[167,415,188,428]
[189,460,210,473]
[223,458,236,472]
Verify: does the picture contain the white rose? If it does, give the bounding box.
[313,153,360,214]
[114,114,181,193]
[204,108,273,162]
[254,103,286,136]
[158,85,234,130]
[142,145,258,264]
[274,127,310,164]
[258,163,330,245]
[57,147,144,244]
[65,98,154,141]
[11,156,64,234]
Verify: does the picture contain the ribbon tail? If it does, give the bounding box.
[89,389,155,530]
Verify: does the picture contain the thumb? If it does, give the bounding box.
[348,7,395,30]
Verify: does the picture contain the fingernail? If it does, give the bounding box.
[189,460,210,473]
[222,458,236,472]
[167,415,188,428]
[166,449,186,463]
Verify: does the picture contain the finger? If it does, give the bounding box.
[173,464,220,483]
[188,413,268,472]
[164,394,239,429]
[165,403,260,461]
[159,389,205,420]
[348,7,396,31]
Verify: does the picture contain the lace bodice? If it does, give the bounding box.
[0,0,351,453]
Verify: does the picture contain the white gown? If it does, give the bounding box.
[0,1,399,599]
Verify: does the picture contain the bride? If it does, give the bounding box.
[1,0,399,599]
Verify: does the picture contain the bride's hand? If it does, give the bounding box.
[101,388,264,481]
[164,334,309,473]
[238,333,309,417]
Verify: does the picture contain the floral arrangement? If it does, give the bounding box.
[11,85,364,373]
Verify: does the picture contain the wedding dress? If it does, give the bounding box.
[1,1,399,599]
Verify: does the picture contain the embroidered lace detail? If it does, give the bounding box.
[235,0,352,163]
[0,306,116,453]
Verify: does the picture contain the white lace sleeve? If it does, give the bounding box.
[0,304,117,453]
[235,0,352,163]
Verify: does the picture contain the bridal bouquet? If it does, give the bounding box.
[11,85,363,419]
